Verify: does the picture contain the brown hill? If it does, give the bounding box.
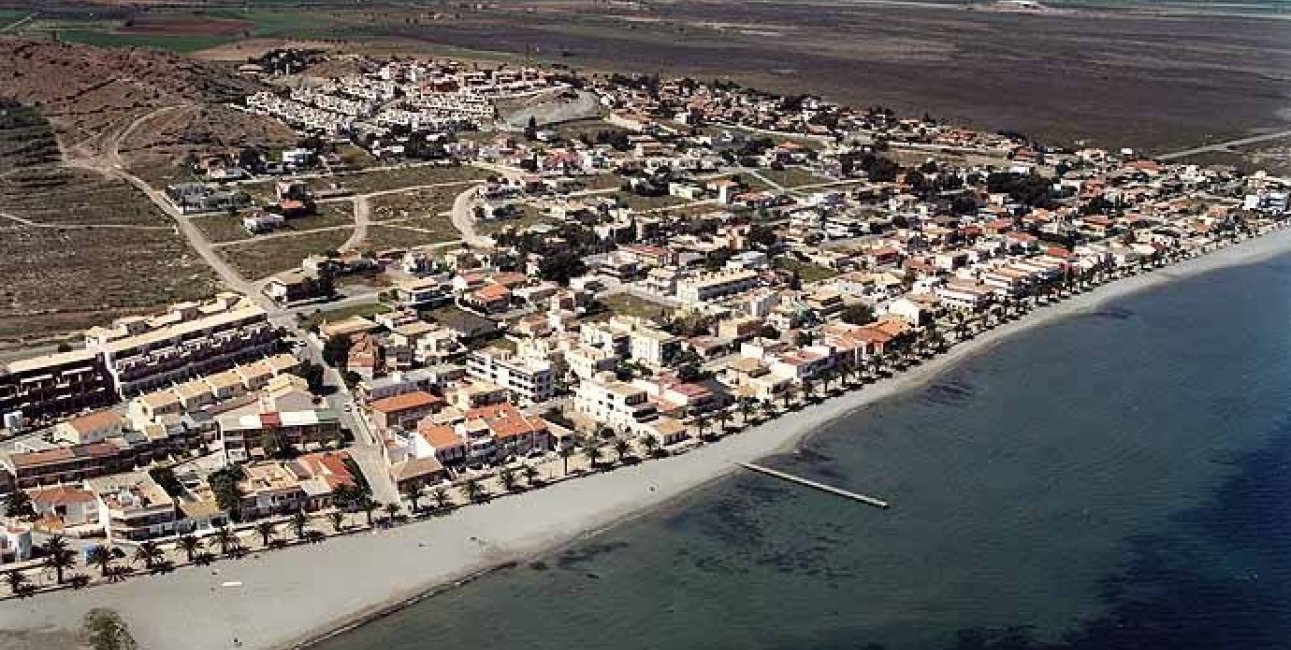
[0,37,295,166]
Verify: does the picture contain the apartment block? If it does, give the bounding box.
[465,348,555,406]
[0,349,114,428]
[219,409,342,464]
[86,472,179,542]
[675,269,759,304]
[86,294,280,396]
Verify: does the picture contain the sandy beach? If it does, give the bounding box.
[2,228,1290,650]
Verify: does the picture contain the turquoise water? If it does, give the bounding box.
[317,254,1291,650]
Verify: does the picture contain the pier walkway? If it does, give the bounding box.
[738,462,890,509]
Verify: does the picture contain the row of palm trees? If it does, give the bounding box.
[4,499,420,599]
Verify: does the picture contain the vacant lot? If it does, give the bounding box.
[595,293,675,321]
[299,302,391,330]
[219,229,352,280]
[363,225,458,251]
[760,167,832,189]
[341,165,488,195]
[613,191,687,211]
[775,257,838,283]
[369,185,461,222]
[0,227,217,344]
[195,203,354,244]
[372,216,460,243]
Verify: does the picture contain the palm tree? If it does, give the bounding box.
[359,496,379,528]
[40,535,76,585]
[498,466,518,492]
[522,464,540,487]
[558,443,575,476]
[290,512,310,540]
[612,437,631,464]
[383,502,401,524]
[715,408,732,433]
[86,546,114,579]
[738,397,757,426]
[6,570,30,597]
[639,433,659,457]
[695,414,712,441]
[581,440,604,468]
[254,522,277,547]
[177,534,203,563]
[403,484,424,514]
[779,384,796,411]
[462,477,486,503]
[801,378,816,401]
[328,511,346,533]
[132,540,163,570]
[213,526,242,557]
[431,487,451,512]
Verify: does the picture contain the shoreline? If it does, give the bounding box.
[2,229,1291,650]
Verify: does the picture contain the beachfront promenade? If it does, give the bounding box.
[1,223,1288,650]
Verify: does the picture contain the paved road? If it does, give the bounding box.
[1157,128,1291,161]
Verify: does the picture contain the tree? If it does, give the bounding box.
[177,534,203,563]
[87,546,114,579]
[558,443,575,476]
[5,491,34,520]
[5,570,31,598]
[523,115,538,140]
[402,484,424,513]
[695,414,713,441]
[639,433,659,457]
[498,467,518,492]
[431,487,451,512]
[462,477,486,503]
[322,334,353,367]
[255,522,277,547]
[581,439,604,469]
[840,303,876,326]
[213,526,242,557]
[612,438,631,464]
[132,541,163,570]
[379,503,400,524]
[40,535,76,585]
[289,512,310,540]
[359,496,379,528]
[328,510,346,533]
[715,408,733,433]
[739,398,757,426]
[522,464,540,487]
[208,467,245,522]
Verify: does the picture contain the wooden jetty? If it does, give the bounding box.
[738,462,890,509]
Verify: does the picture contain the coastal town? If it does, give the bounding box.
[0,50,1288,604]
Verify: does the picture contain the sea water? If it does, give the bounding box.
[317,253,1291,650]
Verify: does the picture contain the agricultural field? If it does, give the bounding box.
[218,229,352,280]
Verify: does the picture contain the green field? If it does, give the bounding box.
[57,29,235,53]
[299,302,391,330]
[775,257,839,283]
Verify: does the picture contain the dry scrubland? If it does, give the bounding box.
[0,103,216,345]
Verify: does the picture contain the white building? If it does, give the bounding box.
[465,348,555,406]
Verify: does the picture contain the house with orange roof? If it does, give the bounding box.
[54,410,124,445]
[368,390,445,431]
